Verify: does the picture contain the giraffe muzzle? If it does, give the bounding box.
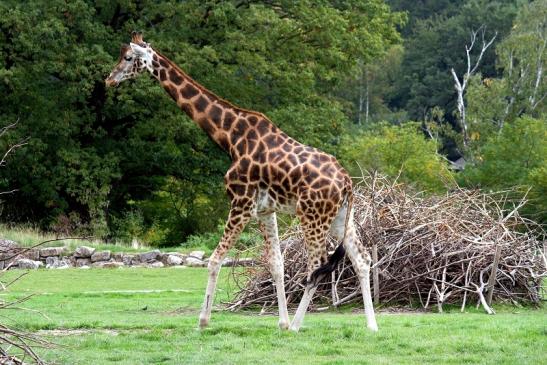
[105,77,119,88]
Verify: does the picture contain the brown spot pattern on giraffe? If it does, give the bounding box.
[195,96,209,112]
[169,69,183,85]
[181,84,199,99]
[209,105,223,126]
[159,69,167,81]
[147,47,356,289]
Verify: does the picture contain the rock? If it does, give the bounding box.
[148,261,164,268]
[112,252,124,262]
[185,256,205,267]
[172,252,187,259]
[79,265,90,269]
[75,258,91,267]
[139,250,160,263]
[15,258,42,269]
[74,246,95,258]
[122,254,135,266]
[97,261,124,269]
[0,239,18,250]
[39,246,65,257]
[0,239,21,270]
[160,252,186,265]
[222,258,234,267]
[188,250,205,260]
[23,249,40,261]
[166,254,183,266]
[67,256,77,266]
[91,250,111,262]
[46,256,71,269]
[45,256,59,267]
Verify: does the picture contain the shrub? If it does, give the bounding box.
[342,122,453,192]
[183,224,261,251]
[459,116,547,223]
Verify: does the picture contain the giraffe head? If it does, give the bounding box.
[105,31,153,87]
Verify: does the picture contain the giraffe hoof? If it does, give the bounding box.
[278,321,290,330]
[289,325,301,333]
[199,317,209,329]
[367,323,378,332]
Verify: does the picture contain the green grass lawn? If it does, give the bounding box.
[2,268,546,365]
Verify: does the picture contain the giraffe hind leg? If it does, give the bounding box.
[330,204,378,331]
[289,217,332,332]
[308,244,345,287]
[336,220,378,331]
[258,213,290,330]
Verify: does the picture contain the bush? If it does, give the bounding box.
[342,122,453,192]
[183,224,261,251]
[459,116,547,223]
[109,210,145,244]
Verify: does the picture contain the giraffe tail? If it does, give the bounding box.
[308,244,346,287]
[308,188,353,287]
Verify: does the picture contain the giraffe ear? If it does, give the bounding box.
[131,31,144,44]
[130,42,147,57]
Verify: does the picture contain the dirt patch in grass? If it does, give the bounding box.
[37,329,120,337]
[351,306,429,315]
[161,306,200,316]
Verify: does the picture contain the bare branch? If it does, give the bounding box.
[226,174,545,312]
[451,27,497,148]
[0,137,29,167]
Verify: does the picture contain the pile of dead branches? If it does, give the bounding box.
[227,174,546,313]
[0,243,51,364]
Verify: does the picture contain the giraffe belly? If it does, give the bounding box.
[254,189,296,216]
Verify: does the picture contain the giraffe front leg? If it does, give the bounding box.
[199,207,250,329]
[290,210,332,332]
[259,213,290,330]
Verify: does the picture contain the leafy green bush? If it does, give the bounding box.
[459,116,547,223]
[109,210,145,244]
[342,122,453,192]
[183,224,261,252]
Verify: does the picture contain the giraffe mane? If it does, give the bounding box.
[152,47,273,123]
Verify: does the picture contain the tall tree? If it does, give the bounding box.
[389,0,518,124]
[0,0,403,243]
[467,1,546,135]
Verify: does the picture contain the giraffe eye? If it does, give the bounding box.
[124,56,133,61]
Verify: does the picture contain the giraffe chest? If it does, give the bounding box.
[253,188,296,216]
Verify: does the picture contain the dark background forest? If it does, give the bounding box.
[0,0,544,247]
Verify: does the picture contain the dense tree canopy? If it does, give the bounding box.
[0,0,544,245]
[0,0,403,243]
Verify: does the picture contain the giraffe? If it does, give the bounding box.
[105,32,378,332]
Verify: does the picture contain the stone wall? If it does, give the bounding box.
[1,241,254,270]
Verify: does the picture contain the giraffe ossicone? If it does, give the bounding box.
[106,32,378,332]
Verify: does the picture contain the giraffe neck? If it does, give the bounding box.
[146,49,275,159]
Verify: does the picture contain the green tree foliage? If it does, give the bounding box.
[0,0,403,244]
[389,0,518,124]
[387,0,466,36]
[342,123,453,192]
[459,117,547,222]
[467,0,546,145]
[337,45,406,125]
